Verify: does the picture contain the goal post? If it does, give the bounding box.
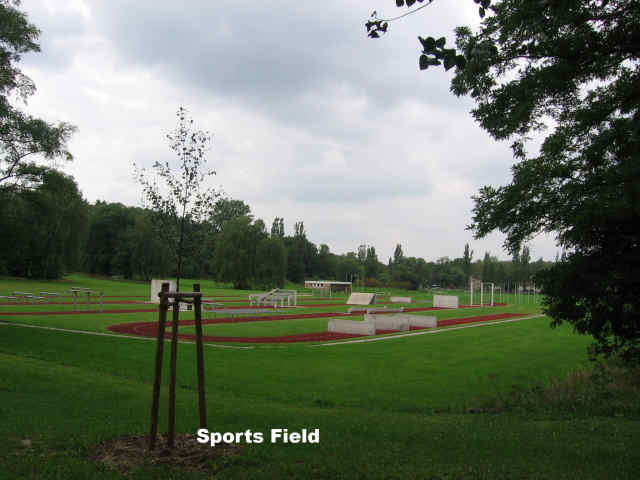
[469,277,495,306]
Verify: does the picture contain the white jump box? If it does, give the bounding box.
[364,313,437,330]
[404,315,437,328]
[346,292,376,305]
[150,279,176,303]
[433,294,459,308]
[364,314,409,331]
[328,319,375,335]
[149,279,192,311]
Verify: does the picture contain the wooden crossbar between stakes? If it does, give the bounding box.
[149,282,207,451]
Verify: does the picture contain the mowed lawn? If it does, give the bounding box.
[1,314,639,479]
[1,275,638,478]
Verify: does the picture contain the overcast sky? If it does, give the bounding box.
[19,0,558,263]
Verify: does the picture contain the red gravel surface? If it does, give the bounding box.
[106,311,527,344]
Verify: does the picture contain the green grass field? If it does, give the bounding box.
[1,274,638,479]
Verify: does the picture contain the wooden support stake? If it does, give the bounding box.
[168,299,180,448]
[149,282,170,450]
[193,283,207,429]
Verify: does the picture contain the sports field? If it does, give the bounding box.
[1,274,638,479]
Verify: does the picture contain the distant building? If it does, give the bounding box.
[304,280,352,296]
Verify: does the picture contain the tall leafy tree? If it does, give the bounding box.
[0,168,86,278]
[315,244,334,279]
[367,0,640,361]
[212,215,268,289]
[0,0,76,185]
[462,243,474,280]
[85,202,136,276]
[210,198,251,234]
[393,244,404,265]
[134,107,218,291]
[357,244,367,264]
[255,236,287,289]
[364,246,380,279]
[270,217,284,238]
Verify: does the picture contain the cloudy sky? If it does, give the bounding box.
[19,0,557,262]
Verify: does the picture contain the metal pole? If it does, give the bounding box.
[149,282,170,450]
[168,299,180,448]
[99,291,104,313]
[193,284,207,429]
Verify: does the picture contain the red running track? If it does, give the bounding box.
[0,303,505,317]
[0,304,351,315]
[107,311,526,344]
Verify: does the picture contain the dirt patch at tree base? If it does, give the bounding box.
[93,433,242,474]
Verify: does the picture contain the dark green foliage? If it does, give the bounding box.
[0,167,87,278]
[85,202,136,276]
[211,215,268,289]
[270,216,284,238]
[284,221,318,282]
[457,0,640,360]
[255,236,287,289]
[393,243,404,264]
[539,252,640,363]
[315,244,334,279]
[210,198,251,234]
[84,202,172,280]
[334,253,362,284]
[368,0,640,361]
[364,246,380,279]
[0,0,76,184]
[462,243,473,279]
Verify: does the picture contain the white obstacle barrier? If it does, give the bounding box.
[390,296,412,303]
[366,306,405,313]
[433,294,459,308]
[346,292,376,305]
[365,313,438,329]
[364,314,409,331]
[406,315,437,328]
[328,319,376,336]
[150,279,176,303]
[149,279,191,311]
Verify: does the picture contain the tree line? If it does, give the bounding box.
[0,168,552,290]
